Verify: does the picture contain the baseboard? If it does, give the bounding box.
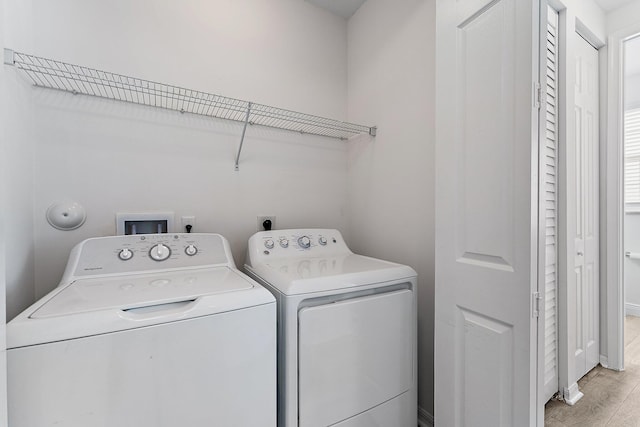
[562,382,584,406]
[418,406,434,427]
[600,354,609,369]
[600,355,625,372]
[625,302,640,317]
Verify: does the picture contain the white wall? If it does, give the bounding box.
[4,0,352,304]
[626,74,640,109]
[29,0,348,120]
[624,214,640,313]
[3,0,35,321]
[347,0,435,418]
[605,0,640,321]
[607,1,640,35]
[624,37,640,315]
[0,0,10,422]
[603,0,640,372]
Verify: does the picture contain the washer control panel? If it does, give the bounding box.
[71,233,230,278]
[249,229,351,262]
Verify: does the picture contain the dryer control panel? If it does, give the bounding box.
[247,229,352,264]
[64,233,232,280]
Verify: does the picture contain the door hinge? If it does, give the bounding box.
[534,82,541,109]
[532,292,542,318]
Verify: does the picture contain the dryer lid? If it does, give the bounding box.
[31,267,254,318]
[246,254,416,295]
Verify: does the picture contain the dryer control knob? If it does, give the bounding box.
[118,248,133,261]
[264,239,275,249]
[318,236,327,246]
[298,236,311,249]
[149,243,171,261]
[280,238,289,248]
[185,245,198,256]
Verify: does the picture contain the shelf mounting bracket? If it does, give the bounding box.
[234,102,252,171]
[3,48,15,65]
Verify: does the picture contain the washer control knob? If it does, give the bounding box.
[149,243,171,261]
[280,238,289,248]
[185,245,198,256]
[298,236,311,249]
[264,239,275,249]
[118,248,133,261]
[318,236,327,246]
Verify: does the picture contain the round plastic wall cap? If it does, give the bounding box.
[46,201,87,230]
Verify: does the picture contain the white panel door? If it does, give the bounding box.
[435,0,540,426]
[573,34,600,381]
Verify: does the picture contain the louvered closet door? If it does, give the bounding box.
[543,5,559,402]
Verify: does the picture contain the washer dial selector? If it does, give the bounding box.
[118,248,133,261]
[298,236,311,249]
[264,239,275,249]
[279,238,289,248]
[318,236,327,246]
[149,243,171,261]
[185,245,198,256]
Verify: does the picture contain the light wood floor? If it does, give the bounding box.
[545,316,640,426]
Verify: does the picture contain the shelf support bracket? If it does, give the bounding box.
[4,49,15,65]
[235,102,252,171]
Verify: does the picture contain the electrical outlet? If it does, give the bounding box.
[181,216,196,232]
[257,215,276,231]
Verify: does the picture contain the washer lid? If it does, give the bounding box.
[32,267,253,318]
[246,254,416,295]
[8,267,275,349]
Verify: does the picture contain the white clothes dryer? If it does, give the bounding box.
[245,229,417,427]
[8,233,276,427]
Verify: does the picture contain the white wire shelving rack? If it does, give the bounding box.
[3,49,376,170]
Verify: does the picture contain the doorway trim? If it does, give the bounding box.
[605,23,640,373]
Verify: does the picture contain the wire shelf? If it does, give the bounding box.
[4,49,376,169]
[3,49,375,141]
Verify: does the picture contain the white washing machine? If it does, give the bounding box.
[7,233,276,427]
[244,229,417,427]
